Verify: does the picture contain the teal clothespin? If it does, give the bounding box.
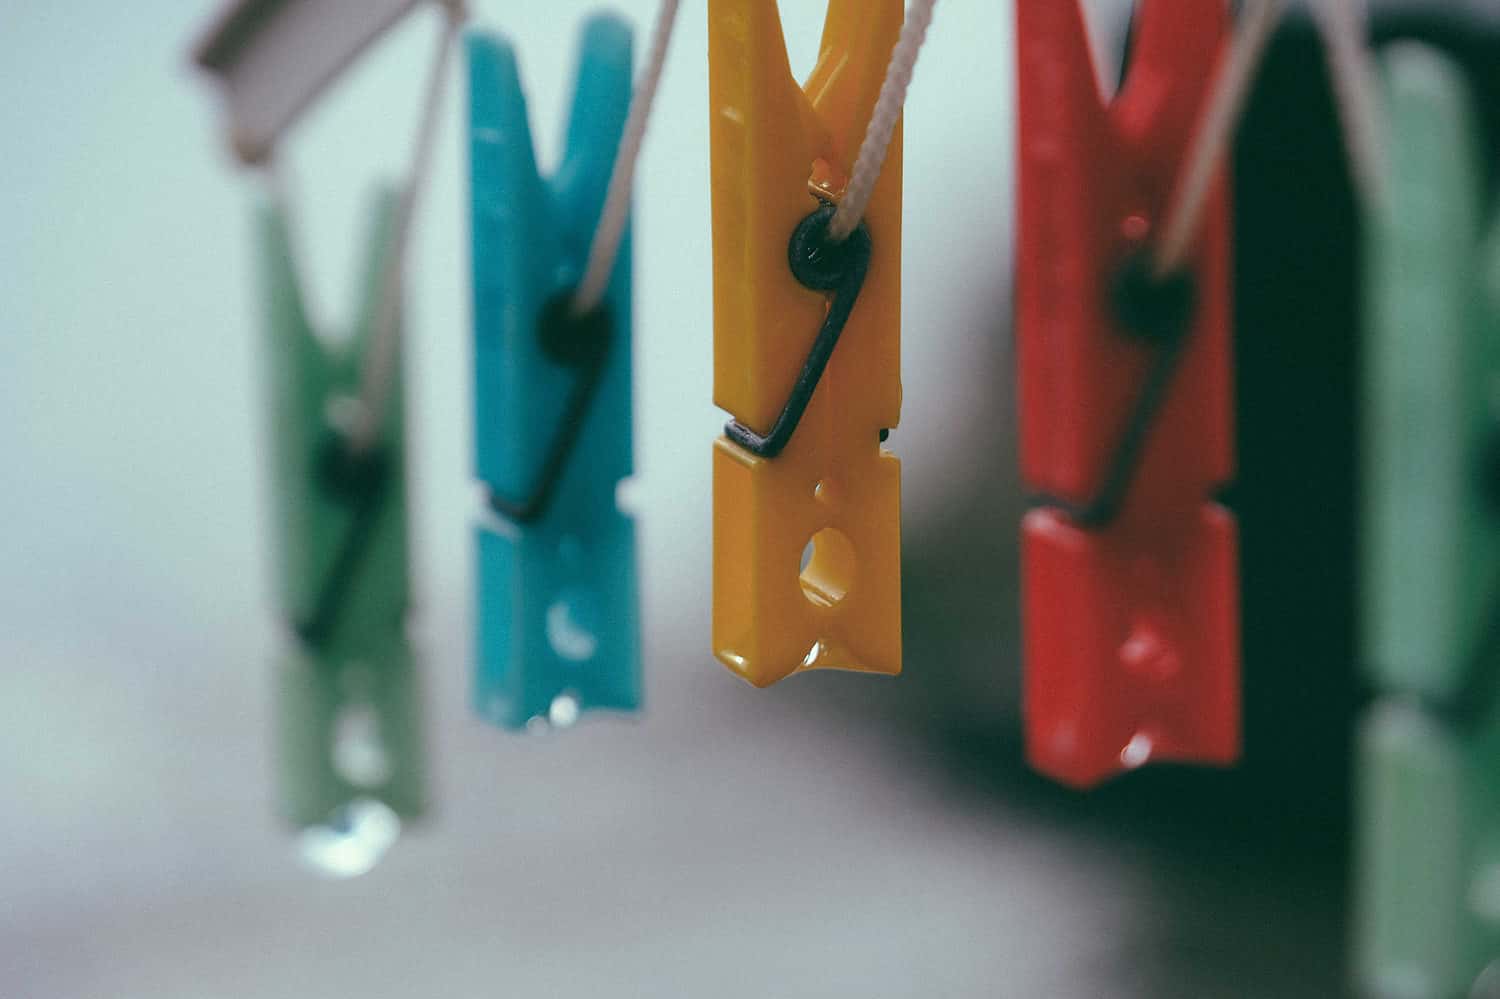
[257,189,426,853]
[466,16,641,731]
[1355,42,1500,999]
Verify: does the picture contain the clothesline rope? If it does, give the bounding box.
[1152,0,1286,279]
[348,4,465,455]
[571,0,682,317]
[1314,0,1384,206]
[826,0,940,243]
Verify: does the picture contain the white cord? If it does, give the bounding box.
[570,0,681,318]
[347,4,464,454]
[825,0,939,243]
[1152,0,1286,279]
[1312,0,1384,207]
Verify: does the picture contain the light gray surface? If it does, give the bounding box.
[0,3,1340,997]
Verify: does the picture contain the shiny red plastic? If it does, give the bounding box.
[1015,0,1241,788]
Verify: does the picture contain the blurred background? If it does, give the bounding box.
[1,1,1497,996]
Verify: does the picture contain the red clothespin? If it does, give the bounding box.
[1015,0,1240,788]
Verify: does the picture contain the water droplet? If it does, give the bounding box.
[548,692,580,729]
[297,798,401,879]
[1120,733,1153,769]
[615,477,643,516]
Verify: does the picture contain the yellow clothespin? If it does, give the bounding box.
[708,0,904,687]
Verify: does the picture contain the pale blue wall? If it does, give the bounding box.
[0,4,1018,996]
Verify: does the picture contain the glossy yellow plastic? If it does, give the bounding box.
[708,0,903,687]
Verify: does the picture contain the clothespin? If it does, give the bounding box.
[1355,43,1500,998]
[707,0,904,687]
[257,189,425,838]
[191,0,460,848]
[193,0,463,163]
[467,16,641,730]
[1015,0,1241,788]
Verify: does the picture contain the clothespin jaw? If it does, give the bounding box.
[193,0,461,163]
[468,17,641,730]
[1355,43,1500,998]
[708,0,904,687]
[276,639,425,836]
[259,188,421,867]
[1015,0,1239,787]
[258,189,410,652]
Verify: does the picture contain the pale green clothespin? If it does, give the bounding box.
[256,191,427,876]
[1356,41,1500,999]
[190,0,462,870]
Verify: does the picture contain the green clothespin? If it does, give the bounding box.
[189,0,458,875]
[1355,42,1500,999]
[256,189,425,869]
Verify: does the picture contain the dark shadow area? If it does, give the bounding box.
[809,7,1500,996]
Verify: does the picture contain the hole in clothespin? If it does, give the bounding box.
[546,589,599,662]
[331,702,392,788]
[799,527,856,608]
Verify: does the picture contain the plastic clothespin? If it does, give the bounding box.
[707,0,904,688]
[258,189,425,833]
[467,16,641,731]
[193,0,460,163]
[192,0,440,862]
[1355,43,1500,999]
[1015,0,1240,788]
